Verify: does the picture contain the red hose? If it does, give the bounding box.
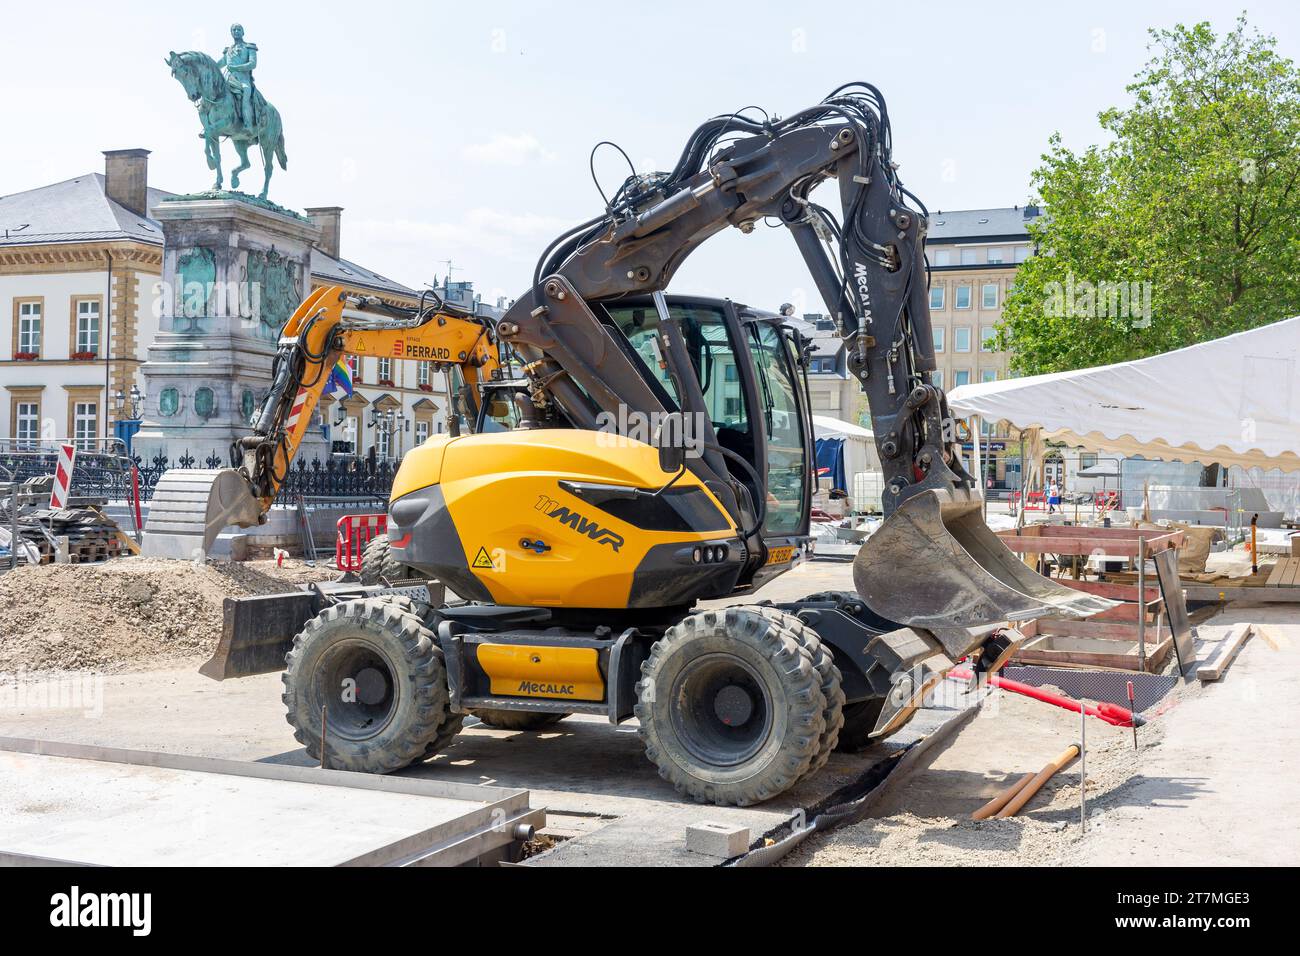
[947,668,1146,728]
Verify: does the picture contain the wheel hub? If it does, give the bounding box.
[670,653,773,768]
[319,640,398,740]
[713,684,755,726]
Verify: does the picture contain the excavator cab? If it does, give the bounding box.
[602,294,815,588]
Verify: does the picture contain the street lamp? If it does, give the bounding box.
[113,384,144,420]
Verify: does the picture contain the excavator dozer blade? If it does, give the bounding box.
[141,468,262,559]
[853,490,1115,630]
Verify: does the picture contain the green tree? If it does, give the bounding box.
[999,16,1300,374]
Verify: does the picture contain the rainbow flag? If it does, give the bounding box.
[326,359,353,400]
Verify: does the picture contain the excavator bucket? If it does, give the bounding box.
[853,490,1115,630]
[141,468,263,559]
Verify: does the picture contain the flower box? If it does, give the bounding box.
[14,352,38,361]
[378,379,396,387]
[417,383,433,392]
[71,351,98,361]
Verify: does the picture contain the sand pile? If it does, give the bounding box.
[0,557,334,673]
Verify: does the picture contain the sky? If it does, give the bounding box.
[2,1,1297,313]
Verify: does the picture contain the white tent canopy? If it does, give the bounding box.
[947,316,1300,474]
[812,415,879,482]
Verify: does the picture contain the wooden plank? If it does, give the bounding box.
[1197,624,1254,681]
[1015,636,1171,673]
[1283,558,1300,588]
[1090,603,1156,624]
[1037,618,1164,643]
[1060,579,1161,603]
[998,535,1145,557]
[1265,560,1289,588]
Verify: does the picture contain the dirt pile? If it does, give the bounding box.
[0,558,334,673]
[785,686,1168,866]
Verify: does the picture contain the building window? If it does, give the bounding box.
[74,401,98,450]
[929,286,945,310]
[980,327,997,352]
[981,369,998,383]
[1080,452,1098,469]
[954,327,972,353]
[16,402,39,446]
[724,397,742,418]
[930,369,943,389]
[1014,245,1030,263]
[953,370,971,388]
[960,248,978,266]
[724,364,739,382]
[376,423,391,460]
[934,250,951,267]
[415,420,430,445]
[75,299,101,356]
[932,327,945,353]
[981,418,995,437]
[982,284,998,309]
[955,286,971,310]
[378,358,393,383]
[987,248,1004,264]
[417,361,432,388]
[18,301,42,355]
[346,354,361,383]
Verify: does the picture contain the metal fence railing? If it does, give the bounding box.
[0,441,396,508]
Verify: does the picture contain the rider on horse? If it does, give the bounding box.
[216,23,257,128]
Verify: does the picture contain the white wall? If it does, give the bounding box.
[0,268,153,443]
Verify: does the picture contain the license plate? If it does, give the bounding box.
[765,546,795,566]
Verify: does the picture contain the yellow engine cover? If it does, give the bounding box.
[476,644,604,701]
[392,429,734,609]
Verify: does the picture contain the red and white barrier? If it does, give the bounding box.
[49,444,77,510]
[336,513,388,572]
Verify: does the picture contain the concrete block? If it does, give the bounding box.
[686,821,750,859]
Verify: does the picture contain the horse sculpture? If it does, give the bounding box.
[166,50,287,200]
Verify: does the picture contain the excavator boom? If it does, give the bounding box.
[142,287,500,557]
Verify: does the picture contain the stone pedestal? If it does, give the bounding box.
[135,196,330,467]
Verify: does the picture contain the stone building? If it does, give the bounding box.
[0,149,500,461]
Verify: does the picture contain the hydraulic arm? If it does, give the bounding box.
[490,82,1108,628]
[148,287,501,550]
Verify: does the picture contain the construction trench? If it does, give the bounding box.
[1,539,1297,867]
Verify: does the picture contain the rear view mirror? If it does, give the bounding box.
[653,411,688,474]
[658,443,686,475]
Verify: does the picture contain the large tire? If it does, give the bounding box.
[760,607,844,774]
[469,709,570,731]
[360,534,416,586]
[282,596,457,773]
[635,605,826,806]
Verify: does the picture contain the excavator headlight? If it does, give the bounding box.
[692,547,703,564]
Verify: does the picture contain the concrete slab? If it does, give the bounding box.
[0,747,513,866]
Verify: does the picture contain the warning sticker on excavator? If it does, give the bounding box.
[471,547,495,570]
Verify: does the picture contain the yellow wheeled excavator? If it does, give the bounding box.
[154,82,1111,805]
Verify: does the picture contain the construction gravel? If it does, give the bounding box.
[783,684,1177,866]
[0,557,334,674]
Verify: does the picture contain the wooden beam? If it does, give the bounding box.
[1197,624,1254,682]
